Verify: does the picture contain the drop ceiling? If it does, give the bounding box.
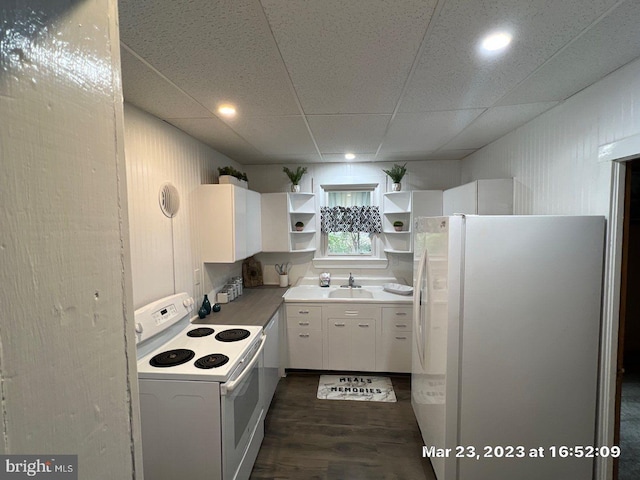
[118,0,640,165]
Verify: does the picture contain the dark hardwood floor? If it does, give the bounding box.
[251,372,437,480]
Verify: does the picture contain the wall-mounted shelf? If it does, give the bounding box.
[261,192,317,253]
[382,190,442,254]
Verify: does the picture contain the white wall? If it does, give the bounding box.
[246,160,461,284]
[0,1,140,477]
[461,58,640,216]
[124,104,244,309]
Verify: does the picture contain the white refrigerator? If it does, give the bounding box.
[412,215,605,480]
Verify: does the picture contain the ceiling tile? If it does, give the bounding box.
[425,150,477,160]
[120,48,214,119]
[241,153,323,165]
[306,115,391,153]
[497,0,640,106]
[444,102,558,150]
[167,117,262,159]
[321,153,378,163]
[225,116,317,155]
[377,150,475,161]
[118,0,300,116]
[260,0,437,114]
[399,0,618,112]
[380,110,485,154]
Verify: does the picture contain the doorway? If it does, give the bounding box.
[615,158,640,480]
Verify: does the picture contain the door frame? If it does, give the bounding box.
[596,133,640,480]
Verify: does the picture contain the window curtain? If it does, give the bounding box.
[320,206,382,233]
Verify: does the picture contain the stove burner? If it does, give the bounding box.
[187,327,215,337]
[194,353,230,369]
[215,328,250,342]
[149,349,195,368]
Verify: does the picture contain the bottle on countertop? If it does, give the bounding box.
[201,294,212,315]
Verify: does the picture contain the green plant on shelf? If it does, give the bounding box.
[382,163,407,183]
[218,166,248,181]
[283,166,307,185]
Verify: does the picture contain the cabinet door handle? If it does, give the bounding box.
[358,323,370,328]
[298,321,310,326]
[334,323,346,327]
[395,336,407,340]
[298,310,309,314]
[299,333,310,338]
[395,312,408,316]
[395,324,407,328]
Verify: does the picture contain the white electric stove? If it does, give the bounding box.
[134,293,266,480]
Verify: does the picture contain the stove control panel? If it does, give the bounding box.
[152,304,179,325]
[134,293,194,346]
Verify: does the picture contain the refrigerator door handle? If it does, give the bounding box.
[414,251,429,370]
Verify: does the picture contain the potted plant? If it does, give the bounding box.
[283,166,308,192]
[295,221,304,232]
[218,166,249,188]
[382,163,408,191]
[393,220,404,232]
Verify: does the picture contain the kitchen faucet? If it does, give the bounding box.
[340,273,361,288]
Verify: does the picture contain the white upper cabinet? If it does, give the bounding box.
[443,179,513,216]
[246,189,262,257]
[261,193,316,253]
[382,190,442,253]
[196,184,262,263]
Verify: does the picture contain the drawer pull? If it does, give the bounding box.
[395,324,407,328]
[299,333,310,338]
[334,323,346,327]
[358,323,370,328]
[395,312,408,316]
[344,311,359,316]
[395,336,407,340]
[298,321,310,326]
[298,310,310,314]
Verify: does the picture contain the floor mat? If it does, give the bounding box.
[317,375,397,402]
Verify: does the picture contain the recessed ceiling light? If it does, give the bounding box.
[480,31,512,52]
[345,153,355,160]
[218,104,237,117]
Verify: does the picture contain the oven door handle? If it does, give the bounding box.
[220,334,266,396]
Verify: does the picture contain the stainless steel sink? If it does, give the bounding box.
[328,288,374,299]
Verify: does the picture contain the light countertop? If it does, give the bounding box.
[283,285,413,303]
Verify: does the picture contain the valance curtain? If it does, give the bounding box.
[320,206,382,234]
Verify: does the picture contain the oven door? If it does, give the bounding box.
[220,335,266,480]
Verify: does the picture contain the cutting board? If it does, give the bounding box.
[242,256,263,287]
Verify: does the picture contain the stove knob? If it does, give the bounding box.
[135,323,143,334]
[184,297,194,311]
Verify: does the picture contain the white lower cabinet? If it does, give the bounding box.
[285,305,323,369]
[324,305,379,371]
[377,307,413,372]
[285,302,412,372]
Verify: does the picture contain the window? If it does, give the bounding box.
[326,191,373,255]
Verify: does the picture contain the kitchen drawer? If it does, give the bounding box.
[382,307,412,332]
[286,327,323,369]
[287,305,321,319]
[323,304,380,320]
[286,305,322,329]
